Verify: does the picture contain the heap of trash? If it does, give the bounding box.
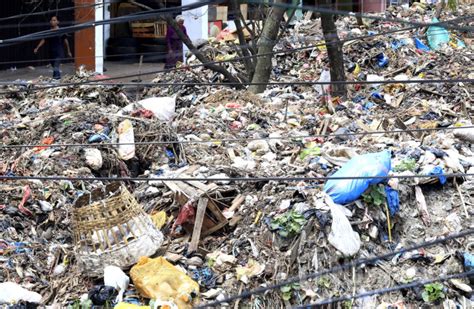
[0,3,473,309]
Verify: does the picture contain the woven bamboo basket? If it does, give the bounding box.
[72,183,163,276]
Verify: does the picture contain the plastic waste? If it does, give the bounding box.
[114,303,150,309]
[104,265,130,303]
[117,120,135,161]
[191,267,216,288]
[324,150,392,204]
[88,127,110,143]
[385,186,400,215]
[130,256,199,309]
[375,53,389,67]
[0,282,42,304]
[315,70,331,95]
[138,97,176,121]
[427,166,447,184]
[326,195,361,256]
[454,126,474,143]
[88,285,118,306]
[84,148,103,170]
[457,251,474,284]
[236,259,265,284]
[427,18,450,50]
[414,37,430,52]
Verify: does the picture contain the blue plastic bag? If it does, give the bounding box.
[375,53,389,67]
[414,38,430,52]
[427,18,450,50]
[428,166,447,184]
[385,187,400,215]
[324,150,392,204]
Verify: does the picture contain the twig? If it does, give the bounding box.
[454,177,469,218]
[384,202,392,243]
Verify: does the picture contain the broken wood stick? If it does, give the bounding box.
[188,197,208,253]
[415,186,431,226]
[454,178,469,218]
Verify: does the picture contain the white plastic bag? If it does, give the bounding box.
[0,282,42,304]
[326,195,361,256]
[117,120,135,160]
[104,265,130,303]
[138,97,176,121]
[315,70,331,95]
[84,148,103,170]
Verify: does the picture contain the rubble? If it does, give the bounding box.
[0,3,473,308]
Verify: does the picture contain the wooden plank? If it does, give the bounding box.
[188,198,208,253]
[201,199,228,237]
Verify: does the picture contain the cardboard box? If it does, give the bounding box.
[209,5,228,21]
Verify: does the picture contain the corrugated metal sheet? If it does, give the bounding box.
[0,0,75,70]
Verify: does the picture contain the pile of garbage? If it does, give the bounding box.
[1,3,473,309]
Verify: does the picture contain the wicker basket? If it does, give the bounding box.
[72,183,163,276]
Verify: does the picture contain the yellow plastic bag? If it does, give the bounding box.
[130,257,199,309]
[114,303,149,309]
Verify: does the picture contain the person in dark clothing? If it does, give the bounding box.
[34,16,72,80]
[165,15,187,69]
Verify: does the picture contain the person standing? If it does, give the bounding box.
[165,15,187,69]
[34,16,72,80]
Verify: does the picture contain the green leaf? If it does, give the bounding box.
[280,285,292,293]
[270,223,280,230]
[278,230,289,238]
[422,291,430,302]
[282,291,292,301]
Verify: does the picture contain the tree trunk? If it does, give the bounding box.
[317,0,346,97]
[249,0,289,94]
[130,0,242,85]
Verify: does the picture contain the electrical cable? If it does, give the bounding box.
[195,229,473,308]
[1,15,471,94]
[293,270,474,307]
[250,0,474,31]
[0,1,111,23]
[0,173,473,183]
[1,78,471,88]
[0,26,458,66]
[0,1,471,47]
[0,0,226,46]
[0,0,401,28]
[1,125,473,149]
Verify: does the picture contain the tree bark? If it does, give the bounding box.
[317,0,346,97]
[130,0,242,85]
[249,0,289,94]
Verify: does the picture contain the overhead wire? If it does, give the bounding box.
[294,270,474,307]
[0,1,472,47]
[195,229,473,308]
[1,78,472,88]
[0,0,111,22]
[0,26,459,66]
[1,125,473,150]
[252,0,474,31]
[0,173,473,183]
[0,0,226,46]
[0,0,401,29]
[1,15,472,93]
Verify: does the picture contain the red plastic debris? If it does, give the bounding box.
[171,201,196,234]
[18,185,33,217]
